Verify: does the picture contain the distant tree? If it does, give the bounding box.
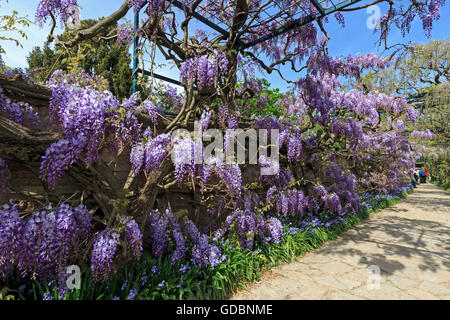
[26,19,132,99]
[25,44,57,81]
[237,79,285,118]
[356,39,449,168]
[356,39,449,96]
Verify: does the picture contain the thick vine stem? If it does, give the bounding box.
[0,74,51,107]
[0,115,60,161]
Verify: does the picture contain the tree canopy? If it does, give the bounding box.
[26,18,132,99]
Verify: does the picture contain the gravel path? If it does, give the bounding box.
[231,183,450,300]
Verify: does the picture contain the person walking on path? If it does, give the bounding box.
[414,168,420,184]
[419,168,426,183]
[411,174,417,188]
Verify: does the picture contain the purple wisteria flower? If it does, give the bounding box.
[0,87,40,126]
[265,218,283,244]
[180,51,229,89]
[36,0,78,27]
[120,216,143,260]
[39,134,87,189]
[43,71,141,188]
[287,130,303,162]
[185,219,223,268]
[236,209,257,250]
[0,157,10,192]
[130,142,145,174]
[0,202,92,280]
[148,210,169,257]
[0,202,24,278]
[199,109,212,131]
[91,229,120,282]
[143,99,163,124]
[165,209,186,263]
[116,23,134,47]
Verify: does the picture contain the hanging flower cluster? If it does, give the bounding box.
[212,208,284,250]
[147,209,224,268]
[185,219,225,268]
[0,87,40,127]
[130,133,171,175]
[36,0,78,27]
[0,157,10,192]
[39,70,141,188]
[0,202,92,280]
[180,51,229,90]
[411,130,434,139]
[90,228,120,282]
[91,215,143,281]
[116,23,134,47]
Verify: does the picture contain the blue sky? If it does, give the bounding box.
[1,0,449,91]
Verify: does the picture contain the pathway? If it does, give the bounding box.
[231,183,450,300]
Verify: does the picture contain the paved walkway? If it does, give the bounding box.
[231,184,450,300]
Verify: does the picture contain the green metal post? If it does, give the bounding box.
[132,11,139,94]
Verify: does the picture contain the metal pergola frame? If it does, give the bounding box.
[132,0,362,92]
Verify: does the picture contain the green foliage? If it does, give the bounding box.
[356,39,449,168]
[0,287,17,300]
[238,79,285,118]
[0,1,30,52]
[434,181,450,192]
[356,39,449,96]
[26,19,132,99]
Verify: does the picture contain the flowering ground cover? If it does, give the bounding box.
[0,185,412,300]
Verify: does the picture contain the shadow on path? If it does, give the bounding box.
[232,183,450,299]
[320,184,450,275]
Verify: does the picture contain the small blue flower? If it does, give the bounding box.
[43,292,53,300]
[127,288,138,300]
[179,264,189,273]
[141,274,148,286]
[158,280,165,287]
[151,265,160,275]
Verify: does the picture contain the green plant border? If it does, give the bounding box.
[432,181,450,192]
[3,189,413,300]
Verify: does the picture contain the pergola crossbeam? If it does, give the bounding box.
[239,0,362,50]
[136,69,184,87]
[171,0,229,38]
[132,0,363,91]
[310,0,326,15]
